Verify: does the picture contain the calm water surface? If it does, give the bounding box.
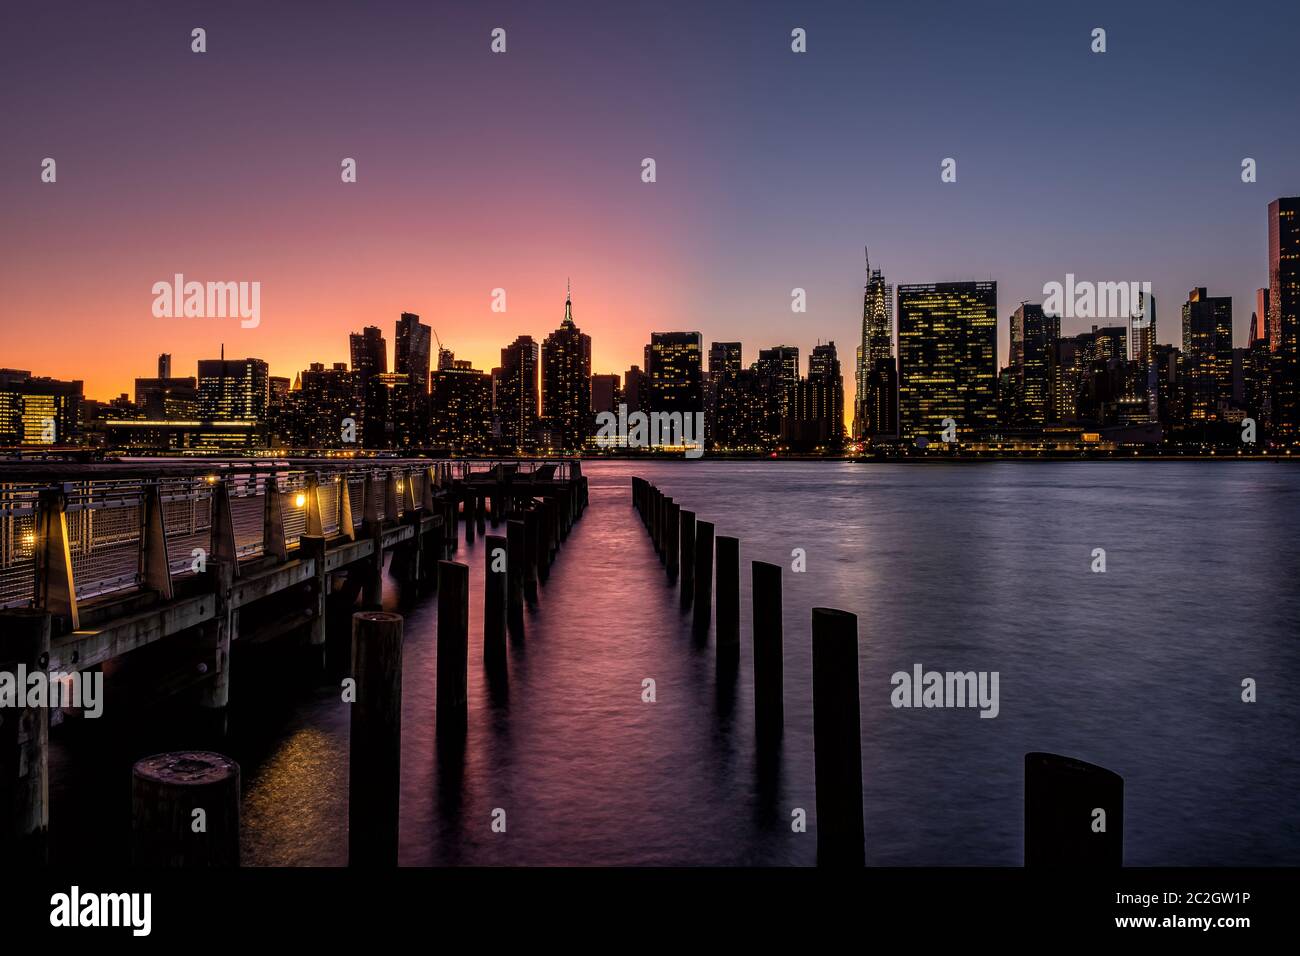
[47,461,1300,865]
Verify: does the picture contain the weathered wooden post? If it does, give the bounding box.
[715,535,740,655]
[659,496,674,566]
[475,492,486,535]
[652,488,663,553]
[522,508,539,601]
[131,751,240,866]
[692,520,714,633]
[445,499,459,554]
[665,501,679,582]
[506,519,526,636]
[464,492,476,544]
[484,534,507,669]
[812,607,863,866]
[679,509,696,608]
[437,561,470,733]
[0,609,51,861]
[752,561,784,737]
[348,611,403,866]
[536,500,552,584]
[1025,752,1123,867]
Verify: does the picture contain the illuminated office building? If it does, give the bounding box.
[896,281,997,440]
[1269,198,1299,439]
[495,335,539,450]
[1181,287,1233,422]
[541,286,593,450]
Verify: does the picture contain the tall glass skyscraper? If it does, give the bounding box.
[1269,197,1299,440]
[896,281,997,440]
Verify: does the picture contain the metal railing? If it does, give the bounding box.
[0,457,577,611]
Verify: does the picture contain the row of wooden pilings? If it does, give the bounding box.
[2,473,589,866]
[631,476,1124,868]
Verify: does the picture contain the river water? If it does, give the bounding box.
[46,461,1300,866]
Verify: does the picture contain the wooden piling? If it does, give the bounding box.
[475,493,486,535]
[347,611,403,866]
[484,534,507,668]
[464,493,476,544]
[752,561,784,736]
[679,509,696,608]
[659,496,673,566]
[811,607,863,866]
[715,535,740,654]
[131,751,240,866]
[522,508,539,601]
[436,561,470,732]
[665,501,679,582]
[692,520,714,632]
[1025,752,1123,867]
[0,608,51,860]
[506,519,526,635]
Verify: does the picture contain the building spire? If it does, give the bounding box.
[563,278,574,327]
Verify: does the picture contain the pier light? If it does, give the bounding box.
[294,493,307,508]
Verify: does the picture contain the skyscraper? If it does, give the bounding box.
[431,361,493,453]
[394,312,431,445]
[350,326,388,380]
[623,365,648,414]
[754,345,799,419]
[1181,287,1233,422]
[591,373,620,415]
[1269,197,1299,440]
[854,250,893,438]
[541,285,593,450]
[495,335,539,450]
[647,332,703,414]
[707,342,742,448]
[1129,290,1156,366]
[1009,303,1060,426]
[896,281,998,440]
[197,356,270,422]
[798,341,845,445]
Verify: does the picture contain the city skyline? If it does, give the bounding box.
[4,1,1300,404]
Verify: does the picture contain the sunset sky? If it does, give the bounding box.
[2,0,1298,404]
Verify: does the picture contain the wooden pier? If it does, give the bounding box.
[0,456,588,859]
